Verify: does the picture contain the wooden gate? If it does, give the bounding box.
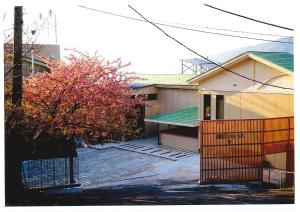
[200,117,294,184]
[263,117,294,185]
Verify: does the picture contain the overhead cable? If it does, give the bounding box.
[78,5,293,44]
[128,5,294,91]
[204,4,294,31]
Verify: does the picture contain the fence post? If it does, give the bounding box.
[280,172,283,189]
[261,119,265,182]
[65,158,68,184]
[286,117,291,185]
[200,121,203,184]
[70,157,75,184]
[40,160,43,188]
[293,174,295,193]
[53,158,56,186]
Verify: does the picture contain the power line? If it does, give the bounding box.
[128,5,294,91]
[78,5,292,37]
[78,5,293,44]
[170,21,292,38]
[204,4,294,31]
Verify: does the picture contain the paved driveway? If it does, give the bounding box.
[78,137,200,188]
[21,138,294,205]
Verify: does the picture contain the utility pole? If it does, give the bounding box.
[12,6,23,107]
[6,6,24,205]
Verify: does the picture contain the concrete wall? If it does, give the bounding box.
[160,133,199,152]
[265,152,286,170]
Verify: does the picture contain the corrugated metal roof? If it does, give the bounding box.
[134,74,197,85]
[249,51,294,72]
[129,82,155,89]
[144,106,199,127]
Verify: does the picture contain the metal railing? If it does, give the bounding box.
[21,157,79,190]
[264,168,294,189]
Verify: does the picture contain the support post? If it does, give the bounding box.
[280,172,283,189]
[69,157,75,184]
[157,123,161,145]
[261,119,265,181]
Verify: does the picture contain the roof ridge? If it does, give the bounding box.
[137,73,197,75]
[247,51,293,55]
[188,50,294,83]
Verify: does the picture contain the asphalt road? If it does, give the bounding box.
[21,182,294,205]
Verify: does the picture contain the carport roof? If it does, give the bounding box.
[144,106,199,127]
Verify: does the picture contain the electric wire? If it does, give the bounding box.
[77,5,291,38]
[204,4,294,31]
[128,5,294,91]
[78,5,293,44]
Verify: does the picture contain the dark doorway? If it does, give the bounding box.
[216,95,224,119]
[203,94,211,120]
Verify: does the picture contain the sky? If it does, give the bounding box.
[2,0,296,74]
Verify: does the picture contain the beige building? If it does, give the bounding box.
[131,74,198,137]
[189,51,294,121]
[4,43,60,81]
[141,51,294,157]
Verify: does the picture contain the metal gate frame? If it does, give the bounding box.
[200,116,294,185]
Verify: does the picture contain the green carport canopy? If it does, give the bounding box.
[144,106,199,127]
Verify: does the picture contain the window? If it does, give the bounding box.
[146,93,158,101]
[216,95,224,119]
[203,94,211,120]
[132,93,158,101]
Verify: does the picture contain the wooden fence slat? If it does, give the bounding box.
[200,116,294,184]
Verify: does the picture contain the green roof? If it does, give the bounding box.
[249,51,294,72]
[144,106,199,127]
[136,74,197,85]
